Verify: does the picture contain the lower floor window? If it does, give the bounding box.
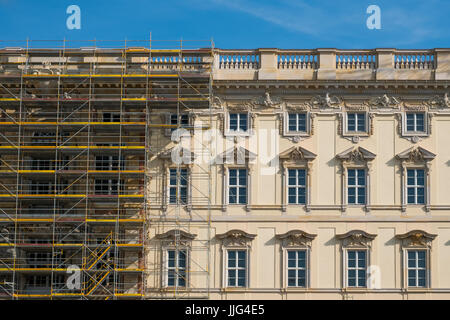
[407,250,427,287]
[167,249,187,287]
[347,250,367,287]
[227,250,247,287]
[287,250,307,287]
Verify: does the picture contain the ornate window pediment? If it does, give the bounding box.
[396,146,436,164]
[307,93,343,109]
[216,146,257,165]
[216,230,256,247]
[396,230,437,248]
[279,146,317,163]
[276,230,317,248]
[155,229,197,247]
[336,146,376,165]
[159,147,196,164]
[365,94,402,110]
[425,93,450,109]
[336,230,377,248]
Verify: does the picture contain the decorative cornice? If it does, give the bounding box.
[336,146,376,162]
[276,230,317,247]
[396,230,437,248]
[308,92,343,109]
[217,146,257,164]
[365,94,402,109]
[336,230,377,248]
[396,146,436,162]
[159,147,196,163]
[216,229,256,247]
[155,229,197,246]
[425,93,450,109]
[279,146,317,162]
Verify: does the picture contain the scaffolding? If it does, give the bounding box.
[0,39,213,299]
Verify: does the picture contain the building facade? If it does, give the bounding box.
[0,42,450,299]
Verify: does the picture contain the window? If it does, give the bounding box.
[347,113,366,132]
[348,169,366,205]
[32,132,56,145]
[170,114,189,132]
[229,113,248,132]
[166,249,187,287]
[226,250,247,287]
[102,112,120,122]
[31,159,52,170]
[407,169,425,204]
[406,113,425,133]
[94,179,123,195]
[30,181,53,194]
[229,169,247,204]
[95,155,124,170]
[287,250,307,287]
[347,250,367,287]
[169,168,188,204]
[288,169,306,204]
[288,113,307,133]
[407,250,427,287]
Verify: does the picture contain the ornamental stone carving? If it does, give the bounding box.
[276,230,317,248]
[216,230,256,247]
[365,94,402,109]
[336,230,377,248]
[155,229,197,247]
[396,230,437,248]
[426,93,450,109]
[308,92,342,109]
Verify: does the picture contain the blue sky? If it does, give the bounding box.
[0,0,448,49]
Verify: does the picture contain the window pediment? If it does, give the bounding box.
[279,146,317,162]
[216,146,257,164]
[216,229,256,247]
[336,230,377,248]
[276,230,317,248]
[336,147,376,168]
[159,147,196,164]
[396,230,437,248]
[396,146,436,163]
[156,229,197,247]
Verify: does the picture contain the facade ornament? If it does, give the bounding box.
[216,230,256,247]
[155,229,197,247]
[212,95,226,109]
[396,230,437,248]
[276,230,317,248]
[309,92,342,109]
[396,146,436,163]
[336,146,376,164]
[246,91,283,109]
[279,146,317,163]
[366,94,402,109]
[336,230,377,248]
[426,93,450,109]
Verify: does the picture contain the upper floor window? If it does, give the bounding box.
[288,169,306,205]
[348,169,366,205]
[229,169,247,204]
[226,249,247,287]
[407,169,425,204]
[170,114,189,132]
[287,249,307,287]
[229,113,248,132]
[102,112,120,122]
[288,113,307,133]
[94,179,123,195]
[407,250,427,288]
[95,155,124,170]
[347,250,367,288]
[169,168,188,204]
[347,113,366,133]
[166,249,187,287]
[406,113,425,133]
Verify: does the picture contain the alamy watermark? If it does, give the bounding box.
[66,5,81,30]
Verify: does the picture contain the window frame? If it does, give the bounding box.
[405,249,428,288]
[406,168,426,205]
[344,249,368,288]
[283,112,310,137]
[225,112,251,136]
[227,168,248,205]
[284,248,309,288]
[225,248,249,288]
[164,248,189,288]
[401,111,429,138]
[347,168,367,205]
[287,168,307,205]
[167,167,190,205]
[343,112,370,136]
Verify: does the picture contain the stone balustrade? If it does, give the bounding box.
[213,48,450,81]
[0,46,449,80]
